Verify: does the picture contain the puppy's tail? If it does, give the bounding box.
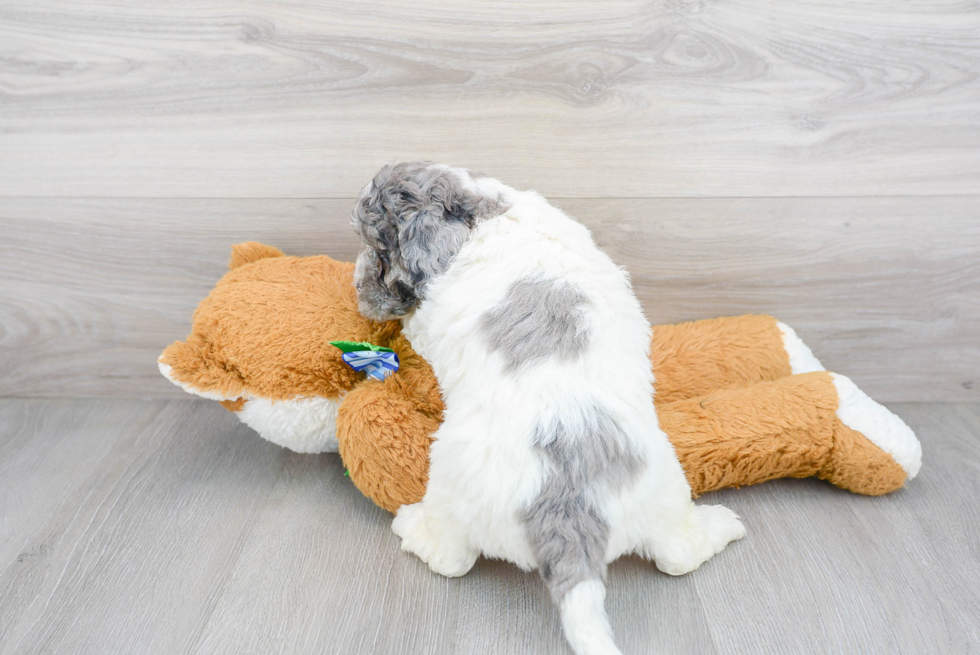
[525,409,629,655]
[558,579,622,655]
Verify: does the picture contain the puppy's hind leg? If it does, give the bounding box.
[643,502,746,577]
[392,500,478,578]
[393,420,481,577]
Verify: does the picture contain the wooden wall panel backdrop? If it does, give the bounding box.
[1,0,979,198]
[0,197,976,401]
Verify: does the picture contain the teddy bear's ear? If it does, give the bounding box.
[229,242,285,270]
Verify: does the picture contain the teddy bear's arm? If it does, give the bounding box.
[335,334,444,513]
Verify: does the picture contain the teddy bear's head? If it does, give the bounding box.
[158,242,401,452]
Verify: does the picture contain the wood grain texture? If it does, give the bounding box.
[3,2,977,651]
[0,400,288,654]
[1,1,979,198]
[0,399,977,654]
[689,402,980,654]
[1,196,977,401]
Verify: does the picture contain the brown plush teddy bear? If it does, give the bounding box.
[160,243,921,513]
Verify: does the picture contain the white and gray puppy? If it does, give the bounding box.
[352,162,745,655]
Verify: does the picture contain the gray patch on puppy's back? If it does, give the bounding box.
[523,407,643,603]
[480,278,591,372]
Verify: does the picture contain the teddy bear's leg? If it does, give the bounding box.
[776,321,825,375]
[660,373,835,495]
[659,371,918,497]
[651,315,824,405]
[819,373,922,493]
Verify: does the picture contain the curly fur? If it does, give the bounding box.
[351,161,511,320]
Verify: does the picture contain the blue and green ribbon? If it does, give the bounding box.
[330,341,399,381]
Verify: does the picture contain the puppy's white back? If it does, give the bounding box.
[403,190,689,567]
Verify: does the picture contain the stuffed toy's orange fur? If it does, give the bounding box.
[160,243,920,513]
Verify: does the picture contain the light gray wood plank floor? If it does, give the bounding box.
[1,399,977,654]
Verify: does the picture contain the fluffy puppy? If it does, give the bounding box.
[352,162,745,655]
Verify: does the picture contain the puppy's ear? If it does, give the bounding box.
[357,162,509,303]
[392,164,507,297]
[396,195,473,295]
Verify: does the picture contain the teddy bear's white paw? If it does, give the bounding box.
[832,373,922,479]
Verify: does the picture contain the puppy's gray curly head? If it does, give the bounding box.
[352,161,511,320]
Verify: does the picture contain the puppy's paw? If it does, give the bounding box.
[392,503,477,578]
[425,548,478,578]
[391,502,429,550]
[697,503,746,551]
[653,504,745,576]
